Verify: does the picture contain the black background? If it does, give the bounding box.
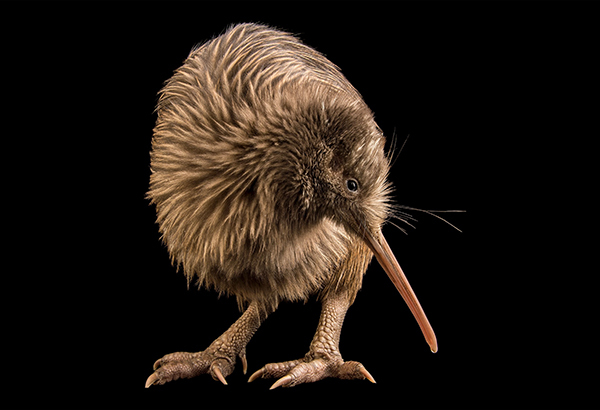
[3,1,597,409]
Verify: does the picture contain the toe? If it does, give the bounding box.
[281,358,329,386]
[262,358,332,388]
[248,359,303,383]
[145,352,210,387]
[336,361,376,383]
[152,352,193,371]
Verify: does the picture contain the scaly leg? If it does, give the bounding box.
[249,290,375,388]
[146,301,270,387]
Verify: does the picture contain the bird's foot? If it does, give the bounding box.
[145,302,267,388]
[145,342,249,388]
[248,354,375,389]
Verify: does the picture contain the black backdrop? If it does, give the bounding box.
[4,2,597,409]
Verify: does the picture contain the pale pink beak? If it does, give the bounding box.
[363,229,438,353]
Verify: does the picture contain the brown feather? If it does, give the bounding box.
[147,23,392,310]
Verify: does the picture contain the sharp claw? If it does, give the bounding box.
[145,372,159,388]
[359,366,376,384]
[241,355,248,375]
[153,359,162,371]
[213,366,228,385]
[270,375,293,390]
[248,367,264,383]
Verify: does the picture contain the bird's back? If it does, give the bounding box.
[172,24,359,107]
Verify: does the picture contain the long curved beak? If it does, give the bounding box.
[363,229,438,353]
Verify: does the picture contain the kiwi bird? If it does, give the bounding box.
[145,23,437,389]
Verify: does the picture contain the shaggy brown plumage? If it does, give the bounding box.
[148,23,389,308]
[146,23,436,389]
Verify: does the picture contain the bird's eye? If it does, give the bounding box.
[346,178,359,192]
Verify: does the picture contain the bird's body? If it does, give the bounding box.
[149,23,387,309]
[146,23,437,389]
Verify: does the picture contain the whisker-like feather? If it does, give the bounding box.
[391,133,410,170]
[387,219,409,235]
[395,205,464,233]
[385,128,397,166]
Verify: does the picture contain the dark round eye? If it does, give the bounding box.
[346,179,359,192]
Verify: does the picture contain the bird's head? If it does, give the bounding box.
[264,84,438,352]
